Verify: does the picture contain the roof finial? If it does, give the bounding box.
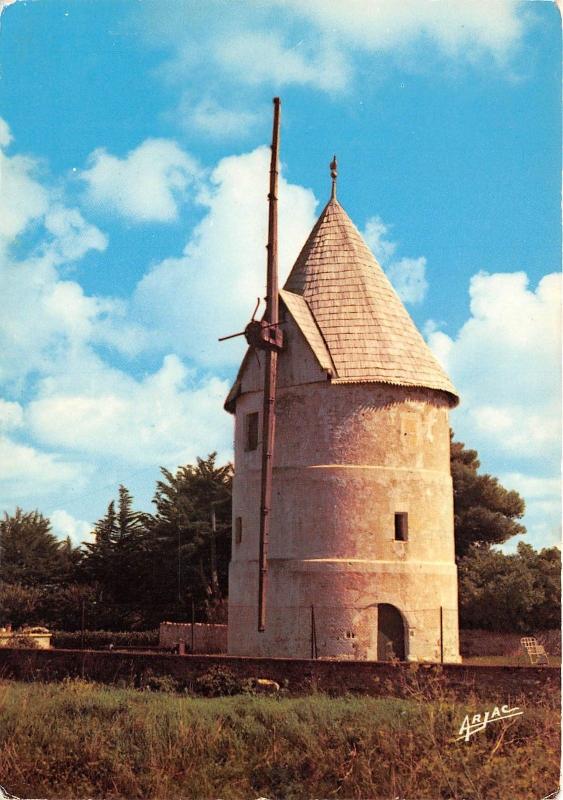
[330,155,337,200]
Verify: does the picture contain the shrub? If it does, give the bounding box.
[51,630,159,650]
[193,666,249,697]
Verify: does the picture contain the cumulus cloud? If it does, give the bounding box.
[0,120,49,243]
[50,509,95,546]
[0,248,146,385]
[27,354,232,467]
[0,399,23,430]
[0,435,87,499]
[277,0,523,60]
[214,31,350,92]
[43,206,108,264]
[500,472,561,551]
[142,0,524,104]
[133,145,318,367]
[428,271,561,549]
[79,138,201,223]
[0,123,146,387]
[176,95,262,140]
[363,215,428,304]
[429,271,561,463]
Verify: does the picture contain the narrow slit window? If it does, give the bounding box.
[235,517,242,545]
[245,412,259,451]
[395,512,408,542]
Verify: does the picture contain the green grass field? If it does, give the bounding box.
[0,679,559,800]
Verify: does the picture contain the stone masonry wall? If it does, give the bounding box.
[0,648,558,704]
[159,622,227,654]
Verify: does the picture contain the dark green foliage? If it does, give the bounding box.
[80,487,148,605]
[458,542,561,631]
[451,438,526,557]
[0,583,101,631]
[193,666,247,697]
[51,630,159,650]
[0,583,42,627]
[144,453,232,620]
[0,508,78,586]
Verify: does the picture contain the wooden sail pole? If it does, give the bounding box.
[258,97,281,632]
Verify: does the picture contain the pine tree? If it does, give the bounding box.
[0,508,75,586]
[451,437,526,558]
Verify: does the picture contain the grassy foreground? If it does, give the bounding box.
[0,679,559,800]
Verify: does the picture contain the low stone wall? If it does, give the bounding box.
[0,633,51,650]
[159,622,227,654]
[0,647,558,703]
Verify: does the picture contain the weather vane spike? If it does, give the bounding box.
[330,154,338,200]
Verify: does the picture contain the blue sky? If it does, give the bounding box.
[0,0,560,551]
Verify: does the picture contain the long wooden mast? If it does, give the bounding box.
[258,97,281,632]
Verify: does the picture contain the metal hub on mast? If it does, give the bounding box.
[243,318,283,352]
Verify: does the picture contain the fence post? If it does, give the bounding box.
[311,605,318,659]
[80,600,85,651]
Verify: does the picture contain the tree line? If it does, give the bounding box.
[0,442,560,633]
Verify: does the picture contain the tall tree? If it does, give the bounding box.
[451,438,526,558]
[146,453,232,619]
[458,542,561,631]
[81,487,148,605]
[0,508,76,586]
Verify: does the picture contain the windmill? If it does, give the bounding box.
[219,97,283,632]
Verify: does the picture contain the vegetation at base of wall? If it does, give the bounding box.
[50,630,159,650]
[0,679,558,800]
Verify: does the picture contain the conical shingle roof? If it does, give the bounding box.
[283,197,458,405]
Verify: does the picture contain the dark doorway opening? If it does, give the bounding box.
[377,604,406,661]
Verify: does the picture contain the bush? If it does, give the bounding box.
[193,666,249,697]
[51,630,159,650]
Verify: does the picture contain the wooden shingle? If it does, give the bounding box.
[283,197,459,405]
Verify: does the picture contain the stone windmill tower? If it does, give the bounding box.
[224,107,460,663]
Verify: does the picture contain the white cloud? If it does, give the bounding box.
[500,472,561,552]
[133,145,318,367]
[0,399,23,430]
[27,354,232,468]
[275,0,523,60]
[429,271,561,465]
[0,127,145,387]
[0,124,49,242]
[79,138,201,223]
[43,206,108,264]
[363,215,428,303]
[176,95,262,139]
[0,249,146,384]
[214,31,350,92]
[0,435,87,499]
[142,0,524,102]
[0,117,12,147]
[386,257,428,305]
[428,270,561,551]
[50,509,94,546]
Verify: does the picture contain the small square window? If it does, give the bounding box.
[244,412,259,451]
[395,512,408,542]
[235,517,242,545]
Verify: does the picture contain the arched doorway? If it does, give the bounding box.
[377,604,405,661]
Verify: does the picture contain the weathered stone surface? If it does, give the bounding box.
[159,622,227,654]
